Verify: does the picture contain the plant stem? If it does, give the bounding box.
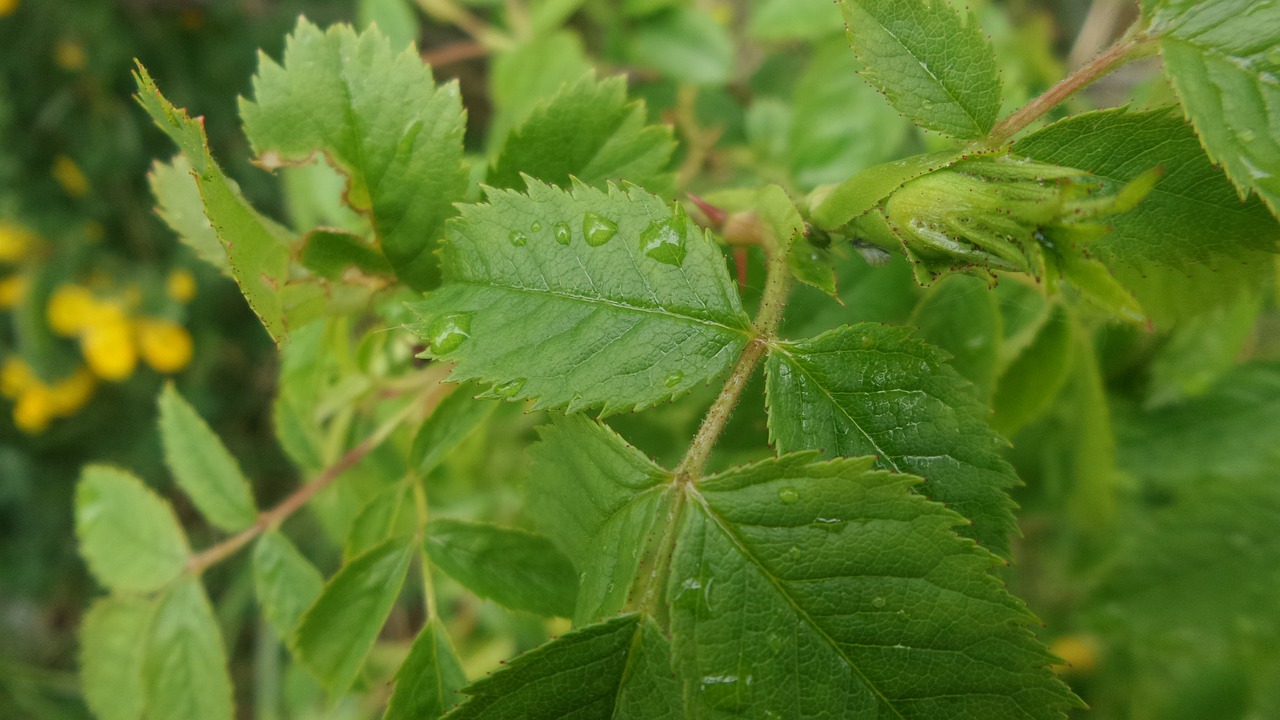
[412,479,438,620]
[675,229,793,482]
[185,393,430,575]
[414,0,515,50]
[984,28,1156,147]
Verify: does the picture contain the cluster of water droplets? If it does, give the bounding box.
[500,208,690,268]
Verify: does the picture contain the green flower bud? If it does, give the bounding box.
[846,155,1159,322]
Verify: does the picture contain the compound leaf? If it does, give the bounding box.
[80,594,155,720]
[143,578,235,720]
[765,324,1020,556]
[252,530,324,641]
[75,465,190,593]
[490,74,675,192]
[670,454,1077,718]
[443,613,681,719]
[1014,107,1280,268]
[384,618,467,720]
[157,384,258,532]
[1149,0,1280,215]
[424,519,579,617]
[134,64,292,342]
[411,179,753,415]
[240,19,469,290]
[838,0,1002,139]
[293,535,415,695]
[527,415,675,625]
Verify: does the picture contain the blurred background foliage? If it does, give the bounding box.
[1,0,1277,718]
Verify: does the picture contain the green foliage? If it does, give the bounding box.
[838,0,1003,138]
[30,2,1280,719]
[240,19,468,290]
[1148,0,1280,213]
[410,179,752,414]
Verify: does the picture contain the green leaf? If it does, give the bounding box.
[489,74,674,193]
[80,595,155,720]
[1150,0,1280,214]
[345,485,417,560]
[789,38,911,189]
[992,303,1074,437]
[627,7,734,86]
[669,454,1076,718]
[1013,107,1280,268]
[838,0,1003,139]
[252,530,324,641]
[384,618,467,720]
[527,415,674,624]
[157,384,258,532]
[411,180,753,415]
[750,0,842,41]
[293,535,415,694]
[240,19,469,290]
[765,324,1020,556]
[1147,294,1262,407]
[134,64,293,342]
[300,229,393,280]
[75,466,190,592]
[1116,361,1280,486]
[424,519,579,617]
[149,156,228,275]
[909,274,1002,401]
[489,31,591,151]
[412,385,499,474]
[443,613,681,719]
[143,578,235,720]
[358,0,419,51]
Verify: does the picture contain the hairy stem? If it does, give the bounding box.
[186,392,431,575]
[675,229,793,482]
[985,27,1157,146]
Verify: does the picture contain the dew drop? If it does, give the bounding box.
[787,546,802,562]
[582,212,618,246]
[640,213,688,266]
[921,99,934,110]
[1239,128,1257,143]
[664,370,684,388]
[777,487,799,504]
[509,230,528,247]
[425,313,472,354]
[492,378,526,397]
[699,675,743,710]
[766,632,784,653]
[871,597,886,608]
[553,221,572,245]
[531,221,543,233]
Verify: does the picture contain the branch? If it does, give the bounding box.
[985,28,1157,147]
[185,392,432,575]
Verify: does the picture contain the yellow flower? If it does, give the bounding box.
[82,319,137,381]
[14,385,53,434]
[52,155,90,198]
[0,355,35,398]
[1049,634,1100,675]
[0,274,26,309]
[47,366,95,415]
[0,221,36,263]
[53,38,87,72]
[0,0,18,18]
[46,283,98,337]
[136,318,193,374]
[166,268,197,303]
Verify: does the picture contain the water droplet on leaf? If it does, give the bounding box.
[531,221,543,233]
[425,313,472,354]
[871,596,886,608]
[583,212,618,246]
[640,214,688,266]
[553,222,572,245]
[664,370,684,388]
[777,487,799,504]
[492,378,526,397]
[509,230,527,247]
